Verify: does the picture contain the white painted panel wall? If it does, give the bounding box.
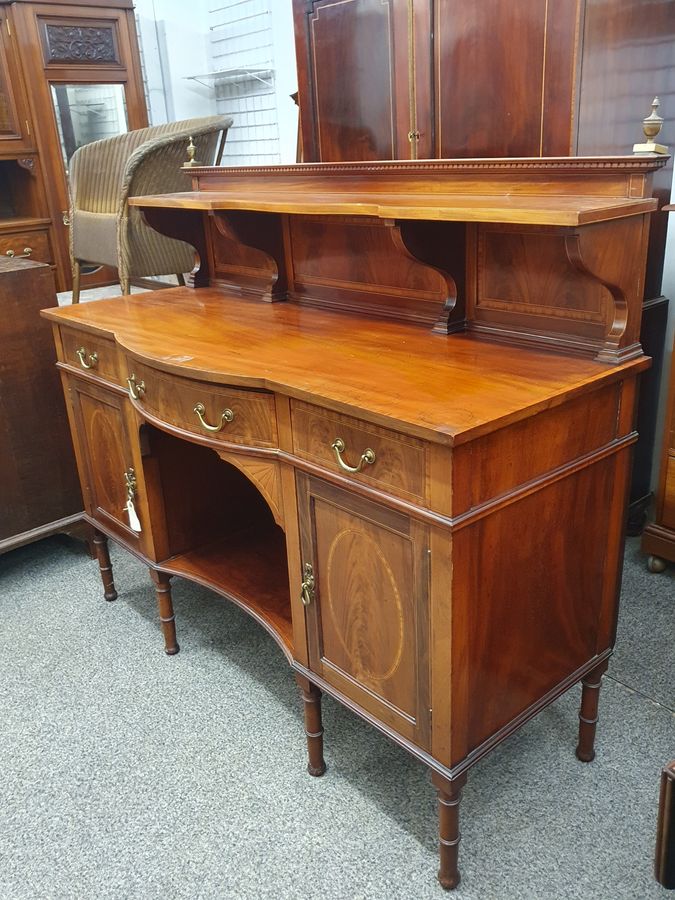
[208,0,297,164]
[134,0,297,162]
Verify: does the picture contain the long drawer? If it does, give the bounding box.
[126,360,278,448]
[291,400,426,503]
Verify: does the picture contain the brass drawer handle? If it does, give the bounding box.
[300,562,315,607]
[331,437,376,474]
[193,402,234,433]
[127,374,146,400]
[76,347,98,369]
[4,247,32,258]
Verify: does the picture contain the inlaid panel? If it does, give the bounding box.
[287,215,454,326]
[299,475,431,746]
[435,0,580,157]
[476,228,610,323]
[68,378,140,544]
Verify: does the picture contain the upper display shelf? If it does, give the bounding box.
[129,156,670,226]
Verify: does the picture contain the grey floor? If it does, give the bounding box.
[0,535,673,900]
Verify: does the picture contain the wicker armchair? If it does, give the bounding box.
[68,116,232,302]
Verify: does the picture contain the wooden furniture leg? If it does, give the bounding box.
[92,528,117,601]
[575,659,609,762]
[432,772,467,890]
[295,673,326,776]
[150,570,179,655]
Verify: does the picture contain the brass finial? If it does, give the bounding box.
[633,97,668,155]
[183,135,202,168]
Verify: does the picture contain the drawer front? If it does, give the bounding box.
[128,361,278,448]
[0,230,52,264]
[291,401,426,503]
[60,327,120,384]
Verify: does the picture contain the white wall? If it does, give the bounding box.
[207,0,297,165]
[135,0,297,162]
[135,0,216,125]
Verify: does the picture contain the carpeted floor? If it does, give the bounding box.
[0,534,672,900]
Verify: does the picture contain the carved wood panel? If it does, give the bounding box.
[298,474,431,746]
[39,19,120,66]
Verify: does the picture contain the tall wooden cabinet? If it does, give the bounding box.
[0,0,147,292]
[293,0,675,165]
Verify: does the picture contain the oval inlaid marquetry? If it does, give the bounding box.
[325,528,404,683]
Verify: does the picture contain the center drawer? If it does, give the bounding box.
[126,360,278,448]
[291,400,426,503]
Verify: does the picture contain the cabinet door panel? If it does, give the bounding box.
[435,0,579,157]
[294,0,410,162]
[67,378,140,545]
[298,474,430,746]
[0,11,31,149]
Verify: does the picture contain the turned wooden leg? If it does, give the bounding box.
[576,659,609,762]
[295,674,326,776]
[92,529,117,601]
[432,772,467,890]
[150,570,179,655]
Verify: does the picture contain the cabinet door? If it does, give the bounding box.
[0,11,32,150]
[66,377,142,547]
[434,0,580,157]
[298,474,431,747]
[293,0,432,161]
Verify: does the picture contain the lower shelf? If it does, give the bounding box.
[159,525,294,658]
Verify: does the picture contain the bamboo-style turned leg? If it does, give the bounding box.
[576,659,609,762]
[150,570,180,656]
[432,772,467,890]
[295,674,326,776]
[93,529,117,602]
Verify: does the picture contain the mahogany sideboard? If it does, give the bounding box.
[43,156,666,889]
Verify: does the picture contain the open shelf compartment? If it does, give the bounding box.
[143,425,293,658]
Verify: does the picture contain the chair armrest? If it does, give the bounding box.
[118,119,233,213]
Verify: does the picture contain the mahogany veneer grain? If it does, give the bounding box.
[45,288,649,447]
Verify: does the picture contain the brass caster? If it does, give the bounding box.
[647,555,667,574]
